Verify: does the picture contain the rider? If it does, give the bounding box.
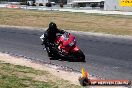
[42,22,65,45]
[41,22,65,56]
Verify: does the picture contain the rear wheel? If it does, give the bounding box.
[73,50,85,62]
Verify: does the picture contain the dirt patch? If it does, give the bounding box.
[0,52,82,85]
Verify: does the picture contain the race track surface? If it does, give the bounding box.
[0,27,132,80]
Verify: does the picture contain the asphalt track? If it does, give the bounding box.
[0,27,132,80]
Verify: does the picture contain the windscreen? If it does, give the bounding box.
[63,32,69,41]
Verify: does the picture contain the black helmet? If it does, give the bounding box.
[48,22,57,30]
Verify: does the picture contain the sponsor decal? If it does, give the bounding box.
[6,5,20,9]
[79,68,131,87]
[120,0,132,6]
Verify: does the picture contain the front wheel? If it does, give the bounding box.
[73,50,85,62]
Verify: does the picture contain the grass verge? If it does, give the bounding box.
[0,8,132,35]
[0,61,80,88]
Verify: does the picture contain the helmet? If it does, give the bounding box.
[48,22,57,31]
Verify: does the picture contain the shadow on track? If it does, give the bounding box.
[49,57,86,62]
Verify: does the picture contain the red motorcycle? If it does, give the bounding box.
[40,32,85,62]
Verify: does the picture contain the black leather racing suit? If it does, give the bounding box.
[42,28,65,56]
[43,28,65,45]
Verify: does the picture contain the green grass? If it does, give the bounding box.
[0,74,56,88]
[0,61,81,88]
[0,8,132,35]
[1,63,48,75]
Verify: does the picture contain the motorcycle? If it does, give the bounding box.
[40,32,85,62]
